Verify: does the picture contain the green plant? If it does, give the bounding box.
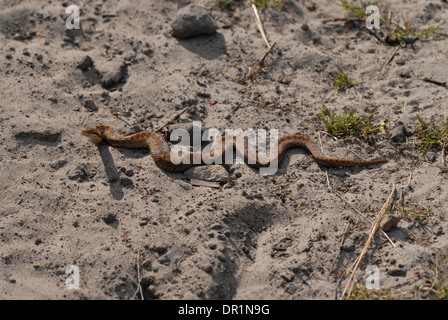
[409,278,448,300]
[394,202,433,226]
[388,17,443,43]
[388,25,410,41]
[332,66,358,90]
[339,0,379,19]
[319,105,387,140]
[420,20,443,39]
[251,0,284,7]
[416,116,448,152]
[215,0,232,9]
[345,281,393,300]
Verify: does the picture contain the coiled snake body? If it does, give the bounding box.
[81,125,388,173]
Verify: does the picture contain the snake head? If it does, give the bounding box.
[81,125,108,144]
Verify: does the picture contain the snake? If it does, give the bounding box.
[81,125,388,173]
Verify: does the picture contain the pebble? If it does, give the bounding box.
[77,55,93,71]
[102,213,118,225]
[381,213,402,232]
[210,224,223,230]
[171,4,218,39]
[387,268,407,277]
[139,217,149,226]
[284,284,297,295]
[67,165,87,182]
[184,165,230,183]
[120,177,134,188]
[390,121,407,143]
[83,99,98,112]
[98,59,126,89]
[204,265,213,273]
[50,159,67,170]
[177,180,193,190]
[341,237,356,252]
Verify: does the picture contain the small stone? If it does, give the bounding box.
[103,213,118,225]
[390,121,407,143]
[124,169,134,177]
[204,265,213,273]
[120,177,134,188]
[253,193,264,200]
[48,96,58,104]
[184,165,230,183]
[197,92,211,98]
[285,284,297,295]
[140,276,154,287]
[139,217,149,226]
[83,99,98,112]
[99,60,126,89]
[142,259,152,271]
[67,166,87,182]
[50,159,67,170]
[177,180,193,190]
[387,268,407,277]
[341,237,356,252]
[242,190,254,200]
[381,213,402,232]
[77,55,93,71]
[171,4,218,39]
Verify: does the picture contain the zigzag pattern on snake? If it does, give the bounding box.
[81,125,388,173]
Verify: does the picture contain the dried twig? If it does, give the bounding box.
[325,172,396,247]
[251,3,271,49]
[422,77,448,89]
[259,41,276,65]
[155,106,189,133]
[442,146,446,167]
[340,183,396,299]
[190,179,221,188]
[250,3,277,66]
[132,249,144,300]
[322,17,366,24]
[382,46,400,71]
[330,220,353,273]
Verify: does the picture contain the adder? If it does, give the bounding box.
[81,125,388,173]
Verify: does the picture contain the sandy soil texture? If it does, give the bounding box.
[1,0,448,300]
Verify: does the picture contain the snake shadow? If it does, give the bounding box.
[100,143,189,188]
[177,32,227,60]
[97,143,125,200]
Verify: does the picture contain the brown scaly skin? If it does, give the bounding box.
[81,125,388,173]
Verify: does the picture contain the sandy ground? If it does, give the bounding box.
[1,0,448,300]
